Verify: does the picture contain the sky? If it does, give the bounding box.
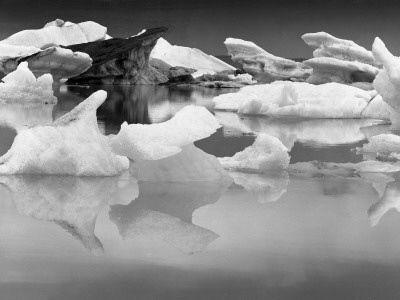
[1,0,400,58]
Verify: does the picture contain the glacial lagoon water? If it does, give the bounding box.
[2,85,400,299]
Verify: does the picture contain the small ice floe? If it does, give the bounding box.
[109,180,230,254]
[228,171,289,203]
[0,62,57,104]
[289,160,400,177]
[213,81,375,118]
[0,90,129,176]
[357,134,400,162]
[372,37,400,129]
[218,134,290,172]
[224,37,311,82]
[150,38,235,78]
[108,105,230,181]
[0,175,120,255]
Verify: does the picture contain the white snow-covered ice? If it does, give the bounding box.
[0,90,129,176]
[0,62,57,104]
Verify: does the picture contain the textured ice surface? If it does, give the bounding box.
[109,105,221,161]
[219,134,290,172]
[361,95,391,120]
[302,32,379,86]
[0,62,57,104]
[290,160,400,176]
[0,90,129,176]
[302,32,377,66]
[151,38,235,77]
[0,175,120,255]
[224,37,311,82]
[229,171,289,203]
[372,37,400,128]
[132,144,231,182]
[0,21,107,48]
[213,81,373,118]
[360,134,400,155]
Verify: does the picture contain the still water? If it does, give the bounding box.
[1,85,400,300]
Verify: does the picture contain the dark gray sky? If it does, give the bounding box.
[1,0,399,58]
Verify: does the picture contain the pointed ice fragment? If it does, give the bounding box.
[0,90,129,176]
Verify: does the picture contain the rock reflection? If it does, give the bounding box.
[228,171,289,203]
[0,175,120,255]
[109,180,230,254]
[368,174,400,227]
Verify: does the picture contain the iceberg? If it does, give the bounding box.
[303,57,379,86]
[109,105,229,181]
[302,32,378,66]
[361,95,391,120]
[0,175,119,255]
[0,62,57,104]
[0,90,129,176]
[302,32,380,86]
[65,27,169,85]
[372,37,400,128]
[0,20,107,48]
[359,134,400,155]
[218,134,290,172]
[289,160,400,177]
[213,81,374,118]
[109,180,229,254]
[151,37,235,78]
[224,37,311,83]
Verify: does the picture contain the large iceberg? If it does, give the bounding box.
[109,105,229,181]
[0,62,57,104]
[0,20,107,48]
[224,38,311,83]
[66,27,169,85]
[218,134,290,172]
[0,90,129,176]
[372,37,400,128]
[302,32,380,87]
[213,81,375,118]
[150,37,235,78]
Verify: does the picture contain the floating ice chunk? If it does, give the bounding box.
[213,81,373,118]
[109,181,229,254]
[302,32,378,66]
[224,37,311,82]
[0,175,120,255]
[0,90,129,176]
[0,62,57,104]
[218,134,290,172]
[360,134,400,155]
[289,160,400,177]
[109,105,221,161]
[228,73,257,85]
[372,37,400,128]
[229,171,289,203]
[132,144,231,182]
[150,38,235,77]
[0,21,107,48]
[361,94,391,120]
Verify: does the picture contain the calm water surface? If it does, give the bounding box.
[1,85,400,300]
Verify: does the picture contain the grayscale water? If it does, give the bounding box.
[1,85,400,300]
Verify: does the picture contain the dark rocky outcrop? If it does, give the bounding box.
[64,27,169,85]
